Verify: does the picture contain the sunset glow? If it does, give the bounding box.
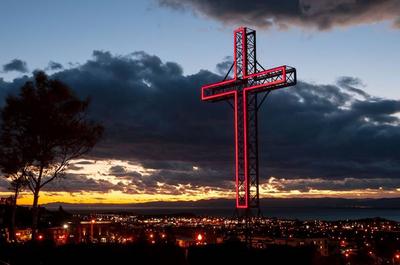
[1,159,400,205]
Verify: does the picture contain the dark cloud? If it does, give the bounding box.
[0,178,10,192]
[264,177,400,193]
[44,174,124,193]
[0,50,400,195]
[67,164,84,171]
[74,160,96,165]
[109,165,127,175]
[2,59,28,73]
[215,56,233,76]
[140,160,196,171]
[158,0,400,30]
[46,61,63,71]
[336,76,370,99]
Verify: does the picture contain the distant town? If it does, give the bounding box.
[2,197,400,265]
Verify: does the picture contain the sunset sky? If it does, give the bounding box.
[1,0,400,205]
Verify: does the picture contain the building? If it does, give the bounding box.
[273,237,329,256]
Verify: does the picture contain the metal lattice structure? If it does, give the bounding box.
[201,27,296,213]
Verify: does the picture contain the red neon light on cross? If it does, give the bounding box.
[201,27,287,209]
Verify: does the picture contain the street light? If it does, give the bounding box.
[393,252,400,264]
[196,233,205,245]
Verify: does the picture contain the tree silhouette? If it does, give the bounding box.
[0,101,34,241]
[0,150,29,241]
[0,71,103,240]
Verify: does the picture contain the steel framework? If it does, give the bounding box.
[201,27,297,214]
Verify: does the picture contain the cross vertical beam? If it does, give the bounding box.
[201,27,296,211]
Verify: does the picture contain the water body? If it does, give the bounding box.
[260,207,400,221]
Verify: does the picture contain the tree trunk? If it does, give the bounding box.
[31,188,40,241]
[31,165,43,241]
[9,185,19,242]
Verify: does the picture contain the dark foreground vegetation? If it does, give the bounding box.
[0,243,185,265]
[0,242,342,265]
[188,243,337,265]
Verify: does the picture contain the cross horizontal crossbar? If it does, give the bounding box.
[202,65,296,101]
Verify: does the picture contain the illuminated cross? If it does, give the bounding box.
[201,27,296,211]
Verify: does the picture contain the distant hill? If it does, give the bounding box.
[40,197,400,211]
